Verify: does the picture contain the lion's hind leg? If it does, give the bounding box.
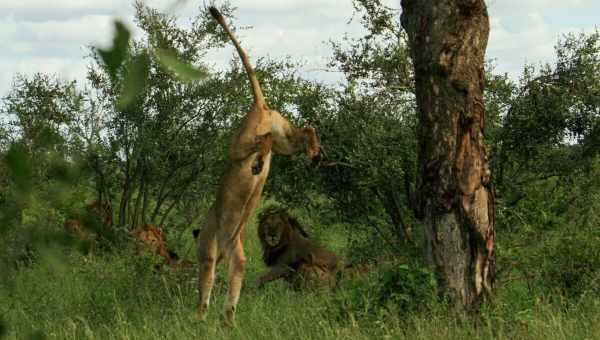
[223,236,246,327]
[197,230,218,322]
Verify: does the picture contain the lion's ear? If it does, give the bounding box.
[192,229,200,239]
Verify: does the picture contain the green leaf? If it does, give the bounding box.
[47,155,80,184]
[0,317,6,337]
[0,202,19,233]
[155,49,207,82]
[34,126,62,149]
[117,52,150,109]
[28,330,47,340]
[97,20,131,81]
[4,144,32,195]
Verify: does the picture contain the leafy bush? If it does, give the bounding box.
[497,160,600,300]
[537,224,600,298]
[330,262,437,321]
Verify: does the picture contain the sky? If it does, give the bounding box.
[0,0,598,97]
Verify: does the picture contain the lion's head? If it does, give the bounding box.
[86,201,113,228]
[257,207,308,265]
[64,218,96,242]
[130,223,169,259]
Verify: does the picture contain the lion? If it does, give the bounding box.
[63,200,113,248]
[64,218,96,243]
[130,224,192,271]
[256,207,345,289]
[86,200,113,228]
[130,223,170,259]
[194,7,321,326]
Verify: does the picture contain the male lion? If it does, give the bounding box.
[256,207,345,289]
[130,224,192,270]
[130,223,170,259]
[195,7,321,326]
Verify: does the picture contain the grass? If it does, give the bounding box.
[1,218,599,340]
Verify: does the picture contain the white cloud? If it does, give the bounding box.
[0,56,88,96]
[487,0,597,13]
[485,1,600,79]
[8,15,114,44]
[0,0,598,96]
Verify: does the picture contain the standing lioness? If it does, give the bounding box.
[195,7,321,326]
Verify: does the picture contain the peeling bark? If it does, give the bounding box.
[400,0,495,307]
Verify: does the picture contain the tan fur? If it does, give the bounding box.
[256,208,344,289]
[63,200,113,246]
[195,7,321,326]
[64,218,96,242]
[130,223,170,259]
[130,224,192,271]
[86,201,113,228]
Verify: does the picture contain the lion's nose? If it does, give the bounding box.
[311,145,326,165]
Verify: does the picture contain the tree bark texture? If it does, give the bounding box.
[400,0,495,307]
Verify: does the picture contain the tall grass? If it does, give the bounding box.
[1,218,599,340]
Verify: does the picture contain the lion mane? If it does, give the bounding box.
[256,207,344,288]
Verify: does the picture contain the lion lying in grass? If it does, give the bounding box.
[130,224,192,271]
[63,201,113,251]
[256,207,346,289]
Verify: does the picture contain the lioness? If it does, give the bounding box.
[195,7,321,326]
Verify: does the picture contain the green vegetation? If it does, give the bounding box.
[1,227,599,339]
[1,0,599,339]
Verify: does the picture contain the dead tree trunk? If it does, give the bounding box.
[400,0,496,307]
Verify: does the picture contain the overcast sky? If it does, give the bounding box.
[1,0,598,97]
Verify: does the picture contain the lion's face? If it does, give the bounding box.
[259,213,287,247]
[64,218,96,241]
[131,224,168,258]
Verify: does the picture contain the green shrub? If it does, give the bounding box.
[539,226,600,298]
[330,262,437,321]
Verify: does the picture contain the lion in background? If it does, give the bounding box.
[256,207,346,289]
[63,201,113,249]
[130,223,192,271]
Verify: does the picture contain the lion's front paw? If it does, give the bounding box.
[197,304,209,322]
[222,307,236,328]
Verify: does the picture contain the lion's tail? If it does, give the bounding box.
[209,6,265,105]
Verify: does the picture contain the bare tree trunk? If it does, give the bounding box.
[118,148,134,228]
[400,0,496,307]
[373,187,413,242]
[131,158,148,229]
[92,154,112,216]
[118,175,130,228]
[141,177,149,226]
[158,199,178,228]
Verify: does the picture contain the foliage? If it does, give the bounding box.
[2,239,598,339]
[266,0,419,251]
[1,1,600,338]
[497,160,600,298]
[495,30,600,189]
[330,262,437,321]
[85,3,223,229]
